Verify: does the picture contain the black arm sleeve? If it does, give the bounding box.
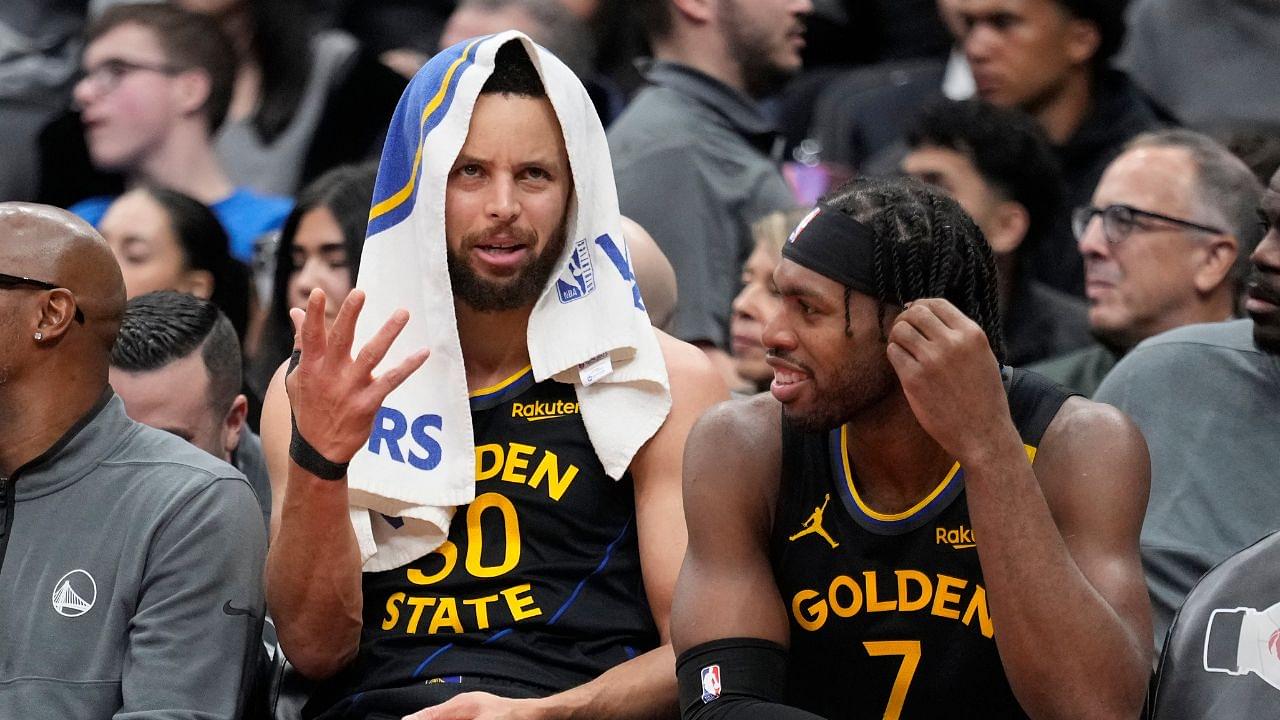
[676,638,828,720]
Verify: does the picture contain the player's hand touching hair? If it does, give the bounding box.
[885,298,1021,467]
[286,288,430,469]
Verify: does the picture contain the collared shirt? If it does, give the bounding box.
[608,61,795,347]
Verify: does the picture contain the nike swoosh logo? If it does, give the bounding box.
[223,600,258,618]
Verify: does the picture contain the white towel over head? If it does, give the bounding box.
[347,31,671,572]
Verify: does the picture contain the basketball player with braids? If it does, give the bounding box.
[670,177,1153,719]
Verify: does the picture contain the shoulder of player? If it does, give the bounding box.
[260,360,292,442]
[656,329,715,377]
[1037,396,1150,494]
[626,331,727,478]
[1044,396,1144,450]
[680,392,782,536]
[654,329,728,411]
[695,389,782,439]
[687,392,783,485]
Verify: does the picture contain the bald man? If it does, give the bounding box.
[622,215,679,331]
[0,204,267,718]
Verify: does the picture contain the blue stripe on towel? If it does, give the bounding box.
[368,36,486,236]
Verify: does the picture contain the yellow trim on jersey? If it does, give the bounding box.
[838,425,1039,522]
[468,365,534,398]
[838,424,961,521]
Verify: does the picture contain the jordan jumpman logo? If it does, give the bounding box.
[789,493,840,548]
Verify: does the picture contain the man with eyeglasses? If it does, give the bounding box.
[65,3,291,265]
[1029,129,1264,396]
[0,203,267,718]
[1092,166,1280,657]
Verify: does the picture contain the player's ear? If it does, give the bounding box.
[876,298,904,341]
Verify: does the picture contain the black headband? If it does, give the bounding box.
[781,205,881,299]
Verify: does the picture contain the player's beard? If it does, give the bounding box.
[447,222,568,312]
[782,347,899,434]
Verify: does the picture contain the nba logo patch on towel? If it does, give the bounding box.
[556,236,596,303]
[701,664,722,703]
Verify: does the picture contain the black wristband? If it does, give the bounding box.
[677,638,789,712]
[285,349,349,481]
[289,421,350,480]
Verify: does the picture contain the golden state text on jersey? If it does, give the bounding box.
[770,367,1069,720]
[307,369,656,718]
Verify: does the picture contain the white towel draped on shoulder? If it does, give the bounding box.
[345,31,670,572]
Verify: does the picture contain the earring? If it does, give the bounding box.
[34,332,43,341]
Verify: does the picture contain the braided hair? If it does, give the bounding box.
[824,177,1007,365]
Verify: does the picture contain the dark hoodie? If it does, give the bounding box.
[1033,69,1164,296]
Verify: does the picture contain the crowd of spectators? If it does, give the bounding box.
[3,0,1280,718]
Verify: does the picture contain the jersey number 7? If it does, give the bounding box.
[863,640,922,720]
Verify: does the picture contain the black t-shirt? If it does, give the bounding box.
[307,371,658,719]
[771,368,1070,719]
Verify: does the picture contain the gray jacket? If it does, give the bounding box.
[609,61,795,349]
[0,392,267,719]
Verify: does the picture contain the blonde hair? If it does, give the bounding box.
[750,208,813,259]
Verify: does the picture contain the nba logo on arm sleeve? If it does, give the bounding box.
[701,664,722,703]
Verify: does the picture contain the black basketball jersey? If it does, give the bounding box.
[308,369,657,719]
[770,368,1071,719]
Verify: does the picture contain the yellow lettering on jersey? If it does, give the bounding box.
[864,640,921,720]
[405,596,436,633]
[511,400,580,421]
[407,540,458,586]
[476,444,504,481]
[463,595,500,630]
[465,493,521,578]
[936,525,977,549]
[501,583,543,621]
[428,597,464,634]
[380,585,543,634]
[829,575,863,617]
[931,574,966,620]
[789,570,994,638]
[528,449,578,501]
[502,443,535,484]
[383,592,406,630]
[962,584,993,639]
[864,571,895,612]
[473,443,580,502]
[896,570,932,612]
[792,589,827,631]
